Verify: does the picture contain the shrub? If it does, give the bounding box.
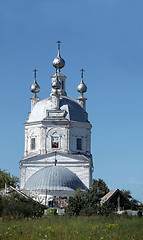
[44,208,57,215]
[0,193,46,218]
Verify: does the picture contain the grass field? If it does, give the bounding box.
[0,215,143,240]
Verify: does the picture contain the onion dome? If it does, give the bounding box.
[52,41,65,70]
[30,69,40,94]
[77,69,87,94]
[52,75,61,89]
[77,80,87,94]
[24,166,87,191]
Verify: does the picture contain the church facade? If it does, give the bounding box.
[20,42,93,206]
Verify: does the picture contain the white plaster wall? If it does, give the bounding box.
[20,166,42,189]
[24,190,74,206]
[66,166,90,188]
[69,124,91,154]
[24,120,91,157]
[24,126,41,155]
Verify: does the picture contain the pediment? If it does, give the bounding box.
[21,152,91,164]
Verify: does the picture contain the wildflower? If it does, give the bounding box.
[47,226,51,230]
[107,224,116,229]
[11,216,14,220]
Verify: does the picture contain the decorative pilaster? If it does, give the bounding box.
[77,94,87,111]
[31,94,40,111]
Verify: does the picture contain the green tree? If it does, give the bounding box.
[121,189,139,210]
[66,179,111,216]
[121,190,132,200]
[0,169,19,189]
[66,189,85,216]
[92,178,109,199]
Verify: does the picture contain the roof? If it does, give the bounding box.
[21,151,91,162]
[100,189,129,204]
[27,95,87,123]
[24,166,87,191]
[0,185,29,199]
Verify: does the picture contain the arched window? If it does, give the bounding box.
[51,133,60,149]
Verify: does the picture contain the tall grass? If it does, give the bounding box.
[0,216,143,240]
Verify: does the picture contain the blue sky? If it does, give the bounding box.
[0,0,143,201]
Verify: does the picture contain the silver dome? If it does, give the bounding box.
[77,80,87,94]
[52,54,65,69]
[24,166,87,191]
[52,41,65,69]
[30,81,40,93]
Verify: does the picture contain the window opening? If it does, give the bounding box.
[31,138,35,150]
[77,138,82,150]
[48,200,53,208]
[51,133,60,149]
[62,81,64,90]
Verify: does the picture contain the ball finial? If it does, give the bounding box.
[30,69,40,94]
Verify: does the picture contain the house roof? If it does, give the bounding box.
[100,189,129,204]
[0,185,29,199]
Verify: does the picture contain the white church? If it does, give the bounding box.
[20,42,93,207]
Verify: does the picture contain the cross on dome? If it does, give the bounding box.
[80,69,85,81]
[33,69,38,83]
[57,40,61,53]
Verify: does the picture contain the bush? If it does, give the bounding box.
[0,193,46,218]
[97,202,115,216]
[44,208,57,215]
